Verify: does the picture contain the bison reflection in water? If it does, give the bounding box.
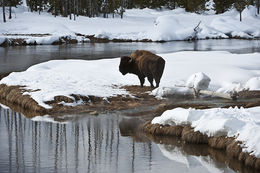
[119,50,165,88]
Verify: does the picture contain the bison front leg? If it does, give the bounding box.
[138,75,145,87]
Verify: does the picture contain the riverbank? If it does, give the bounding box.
[1,33,259,47]
[1,6,260,47]
[141,113,260,170]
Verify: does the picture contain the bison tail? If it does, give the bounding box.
[155,58,165,87]
[157,58,165,78]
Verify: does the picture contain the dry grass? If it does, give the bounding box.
[181,125,209,144]
[141,120,184,137]
[208,136,234,149]
[226,140,242,158]
[0,84,46,114]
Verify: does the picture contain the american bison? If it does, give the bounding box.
[119,50,165,88]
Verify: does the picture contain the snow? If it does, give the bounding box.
[152,51,260,97]
[0,36,6,45]
[26,35,61,45]
[151,87,193,99]
[186,72,211,91]
[0,59,139,108]
[245,77,260,90]
[31,115,68,124]
[0,103,10,110]
[0,5,260,43]
[1,51,260,108]
[152,106,260,157]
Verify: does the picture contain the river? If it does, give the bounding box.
[0,40,260,173]
[1,39,260,76]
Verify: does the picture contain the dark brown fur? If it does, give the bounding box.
[119,50,165,88]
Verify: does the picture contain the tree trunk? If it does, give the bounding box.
[76,0,79,16]
[38,0,41,15]
[73,0,76,20]
[9,4,11,19]
[3,0,6,22]
[257,0,260,14]
[64,0,68,17]
[239,0,242,22]
[54,0,57,17]
[69,0,72,20]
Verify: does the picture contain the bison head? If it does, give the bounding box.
[119,56,133,75]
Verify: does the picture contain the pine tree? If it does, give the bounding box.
[213,0,235,14]
[234,0,248,21]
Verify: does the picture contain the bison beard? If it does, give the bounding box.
[119,50,165,88]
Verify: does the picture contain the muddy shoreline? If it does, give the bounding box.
[1,83,260,117]
[1,33,259,47]
[0,84,163,117]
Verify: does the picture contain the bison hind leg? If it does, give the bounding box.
[147,76,154,88]
[138,75,145,87]
[155,77,160,88]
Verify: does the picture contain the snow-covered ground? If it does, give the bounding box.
[0,5,260,43]
[152,106,260,158]
[0,51,260,109]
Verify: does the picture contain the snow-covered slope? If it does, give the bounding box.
[0,5,260,42]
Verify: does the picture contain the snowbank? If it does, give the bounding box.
[152,106,260,157]
[31,115,68,124]
[186,72,211,91]
[0,51,260,108]
[0,37,6,45]
[152,51,260,98]
[26,35,61,45]
[245,77,260,90]
[0,59,139,108]
[0,5,260,42]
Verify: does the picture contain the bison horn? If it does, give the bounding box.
[128,58,133,63]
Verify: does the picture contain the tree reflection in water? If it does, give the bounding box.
[0,106,256,173]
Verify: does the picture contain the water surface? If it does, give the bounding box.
[1,39,260,76]
[0,105,258,173]
[1,40,260,173]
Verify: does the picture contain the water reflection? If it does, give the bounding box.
[0,106,257,173]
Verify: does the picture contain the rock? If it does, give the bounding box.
[89,111,98,115]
